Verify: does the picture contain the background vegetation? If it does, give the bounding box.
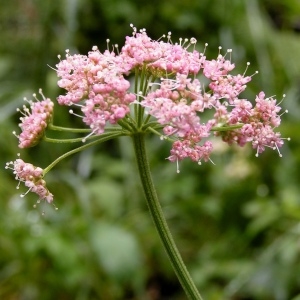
[1,0,300,299]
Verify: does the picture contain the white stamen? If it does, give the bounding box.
[176,159,180,174]
[69,109,83,118]
[279,109,288,117]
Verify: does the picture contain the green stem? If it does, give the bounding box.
[43,136,87,143]
[131,133,203,300]
[49,124,91,132]
[43,132,124,174]
[49,124,124,133]
[211,123,243,131]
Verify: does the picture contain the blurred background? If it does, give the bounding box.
[1,0,300,299]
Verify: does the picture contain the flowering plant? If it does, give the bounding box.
[6,25,288,299]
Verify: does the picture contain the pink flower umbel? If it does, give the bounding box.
[6,155,54,204]
[56,47,136,136]
[14,89,54,148]
[52,26,289,173]
[214,92,288,157]
[8,25,289,201]
[7,25,290,299]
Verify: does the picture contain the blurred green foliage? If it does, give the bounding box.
[1,0,300,299]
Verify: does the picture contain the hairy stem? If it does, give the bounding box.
[131,133,203,300]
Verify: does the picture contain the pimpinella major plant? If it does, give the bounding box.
[6,25,289,299]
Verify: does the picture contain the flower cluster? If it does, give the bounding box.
[120,27,204,75]
[137,47,285,167]
[213,91,286,156]
[56,47,136,135]
[5,156,53,204]
[7,25,288,202]
[14,90,54,148]
[141,74,214,166]
[50,26,289,168]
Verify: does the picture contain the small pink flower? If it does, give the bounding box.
[254,92,282,126]
[168,140,213,172]
[14,90,54,148]
[6,156,53,203]
[203,54,235,80]
[208,74,252,102]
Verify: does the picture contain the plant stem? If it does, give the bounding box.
[44,132,124,174]
[131,133,203,300]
